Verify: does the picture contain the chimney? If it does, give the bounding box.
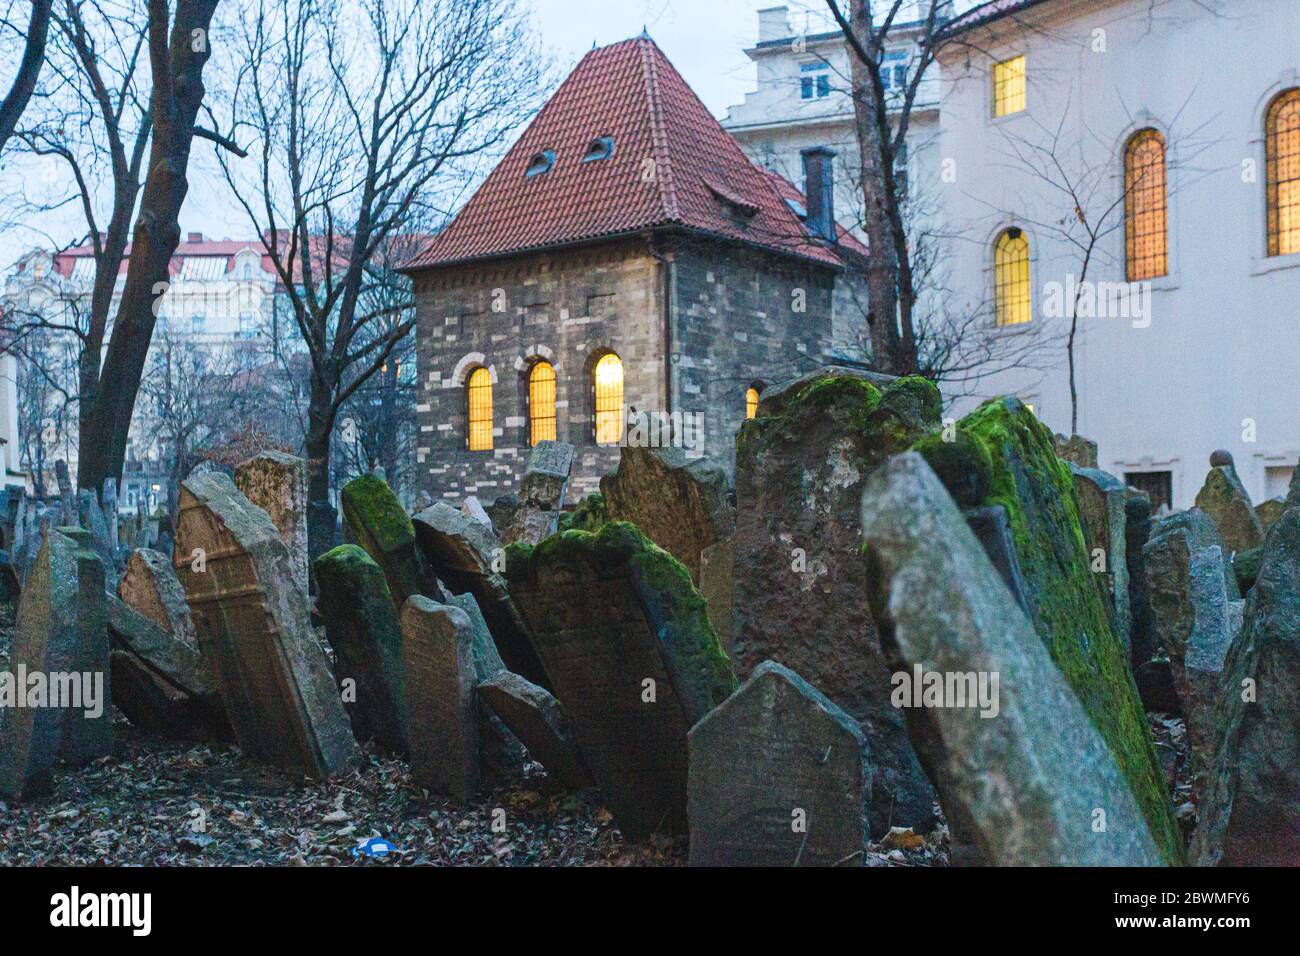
[757,6,790,43]
[801,146,837,242]
[187,232,203,243]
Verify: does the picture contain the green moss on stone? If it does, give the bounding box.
[558,492,609,534]
[340,474,415,554]
[912,428,993,508]
[918,396,1184,865]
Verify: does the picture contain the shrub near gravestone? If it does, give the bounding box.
[913,397,1183,865]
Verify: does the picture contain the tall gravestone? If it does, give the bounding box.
[119,548,197,646]
[1194,451,1265,554]
[175,472,358,777]
[505,521,736,837]
[341,474,429,609]
[861,455,1165,866]
[732,370,941,837]
[1070,465,1132,652]
[500,441,573,547]
[235,451,310,600]
[688,661,871,866]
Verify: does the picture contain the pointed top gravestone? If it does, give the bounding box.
[119,548,197,646]
[1194,453,1265,554]
[175,472,358,777]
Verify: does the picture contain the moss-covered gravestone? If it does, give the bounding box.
[314,545,408,756]
[1194,452,1265,554]
[478,671,590,790]
[913,398,1182,864]
[0,528,110,801]
[861,454,1164,866]
[499,441,574,547]
[505,522,736,837]
[688,660,871,866]
[1070,465,1131,653]
[600,445,733,584]
[341,474,429,609]
[176,472,359,778]
[732,369,941,837]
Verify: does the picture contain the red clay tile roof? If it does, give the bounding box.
[938,0,1053,39]
[404,37,857,271]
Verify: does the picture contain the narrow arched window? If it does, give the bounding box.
[994,228,1031,326]
[745,386,760,419]
[466,367,493,451]
[528,361,557,445]
[1266,88,1300,257]
[593,353,624,446]
[1125,129,1168,280]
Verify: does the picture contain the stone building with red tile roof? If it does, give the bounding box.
[404,35,869,501]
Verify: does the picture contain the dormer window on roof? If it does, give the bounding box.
[525,150,556,178]
[581,136,615,163]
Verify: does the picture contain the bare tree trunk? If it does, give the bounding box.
[0,0,53,151]
[79,0,221,493]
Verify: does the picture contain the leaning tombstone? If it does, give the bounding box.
[119,549,197,645]
[499,441,574,547]
[1070,465,1132,652]
[688,661,871,867]
[341,473,430,608]
[235,451,310,600]
[477,671,590,791]
[175,472,359,777]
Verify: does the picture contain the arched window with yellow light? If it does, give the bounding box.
[1124,129,1168,280]
[592,352,624,446]
[994,228,1031,327]
[528,361,557,445]
[466,367,493,451]
[1266,88,1300,257]
[745,385,761,419]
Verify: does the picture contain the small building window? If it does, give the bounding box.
[528,361,557,445]
[994,228,1031,327]
[525,150,556,178]
[1266,88,1300,257]
[1125,129,1169,280]
[582,136,615,163]
[993,55,1026,117]
[799,62,830,100]
[467,367,493,451]
[593,353,624,446]
[745,386,760,420]
[1126,470,1173,513]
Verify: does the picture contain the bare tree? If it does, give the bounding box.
[214,0,546,552]
[0,0,54,151]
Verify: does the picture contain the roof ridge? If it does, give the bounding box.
[638,38,678,221]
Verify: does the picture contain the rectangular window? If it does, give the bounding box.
[816,74,830,98]
[800,76,813,99]
[1126,471,1173,513]
[993,55,1026,117]
[191,315,206,335]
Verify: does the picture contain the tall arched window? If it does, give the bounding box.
[745,386,760,419]
[1266,88,1300,257]
[1125,129,1169,280]
[466,367,493,451]
[593,353,624,446]
[528,361,557,445]
[994,228,1031,326]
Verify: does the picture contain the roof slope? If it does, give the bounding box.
[938,0,1053,38]
[405,37,853,271]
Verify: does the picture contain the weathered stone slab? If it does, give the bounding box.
[235,451,309,600]
[1125,490,1156,667]
[341,474,429,609]
[1194,453,1265,554]
[1053,433,1098,469]
[734,372,941,837]
[1194,483,1300,865]
[499,441,574,547]
[688,660,871,866]
[0,528,110,801]
[119,548,197,646]
[917,397,1182,864]
[861,454,1165,866]
[314,545,408,756]
[1232,545,1263,595]
[964,504,1032,619]
[413,502,547,687]
[753,365,896,418]
[478,671,590,790]
[175,472,358,777]
[505,521,737,837]
[1256,496,1286,533]
[601,445,733,583]
[1151,507,1239,600]
[1071,465,1132,652]
[697,537,733,654]
[401,596,481,801]
[461,495,492,528]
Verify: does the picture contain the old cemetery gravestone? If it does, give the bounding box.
[688,661,871,866]
[505,521,736,837]
[1125,489,1157,669]
[235,451,310,599]
[499,441,574,547]
[341,473,431,608]
[1194,450,1265,554]
[0,528,110,801]
[913,397,1183,864]
[1070,465,1132,653]
[731,368,941,837]
[861,454,1165,866]
[120,548,197,645]
[175,472,359,777]
[1194,475,1300,865]
[314,545,409,756]
[413,501,548,687]
[477,671,590,790]
[1255,496,1286,533]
